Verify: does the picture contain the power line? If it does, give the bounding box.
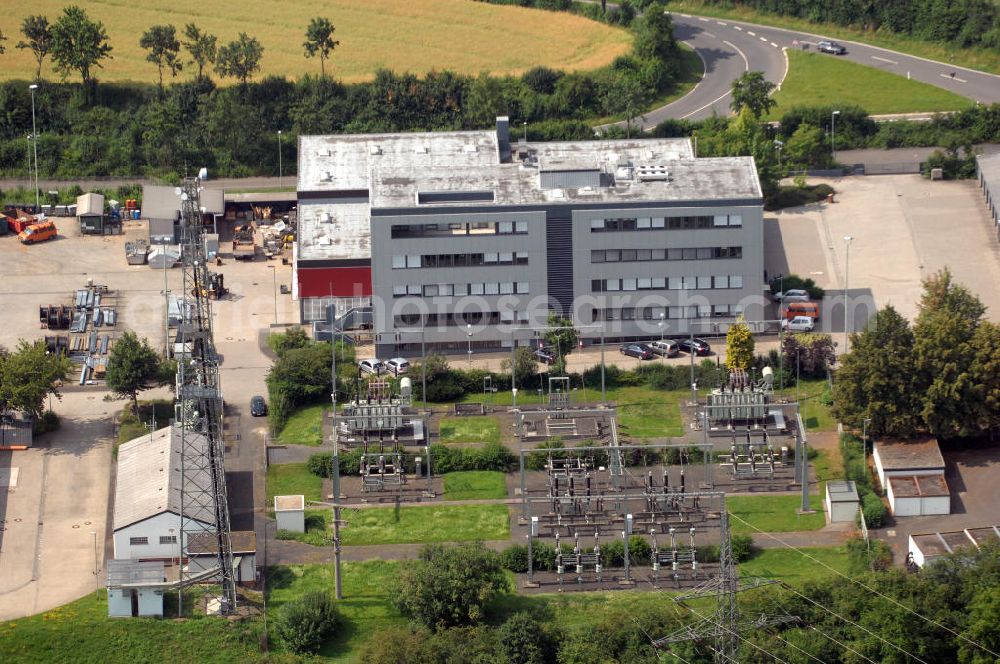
[781,582,930,664]
[727,512,1000,660]
[806,624,879,664]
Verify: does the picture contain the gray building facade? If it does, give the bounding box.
[296,119,765,357]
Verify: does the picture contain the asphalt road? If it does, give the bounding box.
[652,11,1000,127]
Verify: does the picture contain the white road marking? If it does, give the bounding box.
[871,55,898,65]
[760,36,769,42]
[733,26,742,31]
[747,30,756,36]
[704,31,717,38]
[940,73,968,83]
[771,42,778,48]
[698,17,709,22]
[717,21,727,26]
[679,40,749,119]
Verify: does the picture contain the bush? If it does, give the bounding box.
[497,612,555,664]
[861,492,887,529]
[306,448,363,477]
[769,273,826,300]
[500,544,530,573]
[33,410,60,434]
[274,590,341,654]
[429,442,517,474]
[696,544,721,563]
[731,534,754,562]
[268,327,311,358]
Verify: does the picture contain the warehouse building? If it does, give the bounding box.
[112,426,215,561]
[976,153,1000,240]
[295,118,765,355]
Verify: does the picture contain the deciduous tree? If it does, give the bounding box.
[0,340,71,418]
[106,331,169,412]
[784,122,829,168]
[725,316,755,370]
[49,6,113,88]
[215,33,263,86]
[500,346,538,386]
[544,313,579,359]
[730,70,776,118]
[182,23,217,80]
[274,591,340,654]
[17,16,52,81]
[303,17,339,78]
[140,24,182,91]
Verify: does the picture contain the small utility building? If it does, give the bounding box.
[112,426,215,560]
[187,531,258,586]
[824,480,860,523]
[908,526,1000,567]
[106,560,166,617]
[873,438,949,516]
[274,495,305,533]
[76,192,106,235]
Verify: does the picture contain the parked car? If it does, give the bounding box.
[677,338,712,356]
[782,316,816,332]
[385,357,410,375]
[250,395,267,417]
[772,288,810,303]
[817,40,846,55]
[534,347,556,364]
[620,343,655,360]
[785,301,820,320]
[358,358,386,375]
[649,339,680,357]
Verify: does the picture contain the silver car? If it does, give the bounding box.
[385,357,410,375]
[773,289,810,303]
[358,358,386,375]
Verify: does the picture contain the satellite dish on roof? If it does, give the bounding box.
[198,167,208,180]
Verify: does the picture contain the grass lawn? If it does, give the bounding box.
[670,0,1000,76]
[1,1,630,84]
[116,399,175,446]
[739,545,851,585]
[266,462,323,505]
[276,509,331,547]
[276,404,326,447]
[341,504,509,546]
[268,561,406,663]
[439,416,501,445]
[727,494,826,534]
[443,471,508,500]
[0,591,265,663]
[775,378,836,432]
[767,50,972,119]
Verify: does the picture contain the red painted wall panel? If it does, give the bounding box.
[298,265,372,297]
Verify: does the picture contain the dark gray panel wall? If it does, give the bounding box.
[546,212,574,316]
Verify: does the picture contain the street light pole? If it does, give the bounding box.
[831,110,841,157]
[277,130,283,189]
[843,235,853,355]
[862,416,872,473]
[90,530,99,599]
[466,323,473,366]
[29,84,40,211]
[269,266,278,325]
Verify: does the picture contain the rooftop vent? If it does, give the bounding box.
[415,144,428,154]
[369,145,382,156]
[463,144,478,153]
[318,236,332,246]
[636,164,671,182]
[320,212,332,223]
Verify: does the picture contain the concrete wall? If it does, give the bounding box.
[113,512,212,560]
[888,489,950,517]
[275,509,305,533]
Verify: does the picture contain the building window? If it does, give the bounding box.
[731,275,744,288]
[516,282,529,294]
[159,535,177,545]
[392,255,406,269]
[130,537,149,546]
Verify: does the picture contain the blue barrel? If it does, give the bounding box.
[132,209,140,220]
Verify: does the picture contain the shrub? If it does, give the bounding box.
[274,590,341,654]
[500,544,530,573]
[769,273,825,300]
[861,492,887,529]
[531,540,557,571]
[497,612,555,664]
[696,544,721,563]
[429,442,516,474]
[731,534,754,562]
[33,410,60,434]
[306,449,363,477]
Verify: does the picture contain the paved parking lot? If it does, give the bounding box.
[0,217,285,619]
[767,174,1000,329]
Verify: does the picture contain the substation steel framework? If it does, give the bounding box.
[177,177,238,614]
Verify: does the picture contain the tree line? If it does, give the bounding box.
[688,0,1000,50]
[0,3,681,180]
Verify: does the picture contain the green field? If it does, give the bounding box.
[739,545,851,584]
[276,404,326,447]
[1,0,631,84]
[768,50,972,118]
[0,591,265,664]
[727,494,826,534]
[439,416,501,445]
[775,378,836,432]
[268,561,406,662]
[443,471,508,500]
[341,504,510,546]
[266,462,323,505]
[670,1,1000,76]
[276,509,332,547]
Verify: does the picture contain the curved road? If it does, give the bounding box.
[639,12,1000,128]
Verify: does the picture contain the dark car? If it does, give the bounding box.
[250,395,268,417]
[677,338,712,356]
[817,40,846,55]
[620,343,655,360]
[534,347,556,364]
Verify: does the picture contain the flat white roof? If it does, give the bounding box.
[297,201,371,261]
[275,494,305,512]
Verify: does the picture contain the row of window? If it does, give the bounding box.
[592,304,743,321]
[392,252,530,269]
[590,215,743,232]
[394,311,531,326]
[391,220,529,238]
[591,275,744,292]
[129,535,177,545]
[591,246,742,263]
[392,282,530,298]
